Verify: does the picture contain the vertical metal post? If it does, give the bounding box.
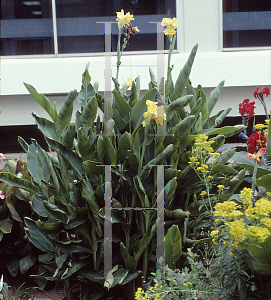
[51,0,59,55]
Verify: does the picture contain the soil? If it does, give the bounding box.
[7,284,66,300]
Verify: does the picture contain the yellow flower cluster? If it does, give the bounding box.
[254,119,270,134]
[225,219,247,247]
[135,286,159,300]
[212,188,271,246]
[116,9,134,28]
[142,100,166,127]
[161,17,178,40]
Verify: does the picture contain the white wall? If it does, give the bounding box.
[1,0,271,125]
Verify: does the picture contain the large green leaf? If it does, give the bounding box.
[133,176,149,208]
[120,243,137,271]
[57,90,77,134]
[24,217,56,253]
[20,255,36,275]
[141,144,174,179]
[236,163,271,178]
[104,137,117,165]
[82,179,102,236]
[24,82,57,122]
[190,97,202,117]
[256,174,271,192]
[78,128,96,161]
[198,125,246,136]
[113,90,131,118]
[165,225,182,268]
[0,173,39,195]
[82,96,98,130]
[133,223,157,261]
[248,236,271,275]
[43,201,70,223]
[165,116,195,146]
[62,124,76,149]
[165,95,193,119]
[32,112,58,140]
[83,161,104,176]
[6,194,22,222]
[207,80,225,117]
[32,195,49,217]
[118,132,132,160]
[45,137,83,177]
[61,262,88,280]
[170,44,198,102]
[27,140,50,185]
[130,88,156,132]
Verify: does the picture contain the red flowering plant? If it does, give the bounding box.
[247,131,267,154]
[254,86,270,120]
[238,99,256,136]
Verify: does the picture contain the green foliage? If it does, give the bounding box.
[0,43,246,300]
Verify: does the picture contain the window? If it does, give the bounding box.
[223,0,271,49]
[1,0,176,56]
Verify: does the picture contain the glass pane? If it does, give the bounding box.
[55,0,176,54]
[0,0,54,55]
[223,0,271,48]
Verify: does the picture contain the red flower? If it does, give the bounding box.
[254,86,270,99]
[247,131,266,154]
[238,98,255,119]
[246,148,266,165]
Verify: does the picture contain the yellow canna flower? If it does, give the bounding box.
[161,17,178,41]
[122,77,135,88]
[116,9,134,28]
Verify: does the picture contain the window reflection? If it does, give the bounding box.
[223,0,271,48]
[0,0,54,55]
[56,0,176,54]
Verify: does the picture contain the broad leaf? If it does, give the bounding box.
[165,225,182,268]
[170,44,198,102]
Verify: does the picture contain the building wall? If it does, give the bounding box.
[1,0,271,126]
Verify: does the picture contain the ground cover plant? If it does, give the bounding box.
[2,10,271,300]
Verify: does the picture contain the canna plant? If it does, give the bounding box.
[0,12,246,300]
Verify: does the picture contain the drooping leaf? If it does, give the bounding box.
[32,112,58,140]
[0,172,40,195]
[24,83,57,122]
